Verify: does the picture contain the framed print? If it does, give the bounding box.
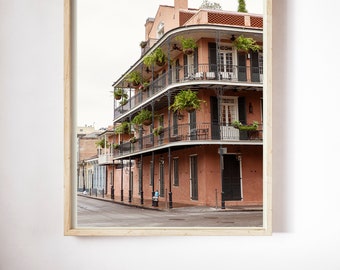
[64,0,272,236]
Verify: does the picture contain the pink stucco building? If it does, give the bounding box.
[99,0,264,209]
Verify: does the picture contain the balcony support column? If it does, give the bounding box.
[140,154,144,205]
[168,147,173,209]
[120,159,123,201]
[128,156,132,203]
[151,152,155,206]
[111,161,115,200]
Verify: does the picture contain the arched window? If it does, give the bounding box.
[157,22,164,38]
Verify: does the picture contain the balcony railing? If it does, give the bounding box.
[110,122,263,158]
[114,63,263,119]
[98,153,115,165]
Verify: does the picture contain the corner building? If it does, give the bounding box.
[104,0,264,208]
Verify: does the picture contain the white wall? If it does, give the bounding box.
[1,1,340,269]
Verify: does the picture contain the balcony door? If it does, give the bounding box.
[218,46,235,80]
[220,97,239,140]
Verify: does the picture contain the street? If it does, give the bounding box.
[77,195,263,227]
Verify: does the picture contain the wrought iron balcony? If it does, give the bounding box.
[111,122,263,158]
[114,63,263,119]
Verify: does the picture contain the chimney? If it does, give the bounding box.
[175,0,188,11]
[144,17,155,41]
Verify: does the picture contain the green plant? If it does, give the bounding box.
[95,139,109,148]
[126,70,143,86]
[169,89,206,113]
[132,109,153,126]
[112,143,119,149]
[143,47,167,67]
[176,36,197,55]
[140,41,147,48]
[129,136,138,144]
[119,97,128,106]
[139,81,150,91]
[113,88,127,100]
[153,126,164,136]
[114,122,131,134]
[232,120,259,131]
[233,35,261,52]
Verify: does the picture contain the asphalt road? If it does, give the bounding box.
[77,195,263,227]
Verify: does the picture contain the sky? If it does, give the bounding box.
[76,0,263,130]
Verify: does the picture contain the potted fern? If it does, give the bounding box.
[129,136,138,144]
[119,97,128,106]
[132,109,153,126]
[113,88,127,100]
[176,36,197,55]
[169,89,205,113]
[143,47,167,67]
[126,70,143,86]
[153,126,164,136]
[114,121,131,135]
[95,139,109,148]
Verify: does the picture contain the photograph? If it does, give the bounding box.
[65,0,271,235]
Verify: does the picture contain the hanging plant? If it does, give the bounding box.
[132,109,153,126]
[143,47,167,67]
[169,89,206,113]
[233,35,261,52]
[126,70,143,86]
[176,36,197,55]
[95,139,109,148]
[113,88,127,100]
[112,143,120,149]
[140,41,147,49]
[153,126,164,136]
[129,136,138,144]
[139,81,150,91]
[114,122,131,135]
[119,97,128,106]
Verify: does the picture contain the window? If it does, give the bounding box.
[157,22,164,38]
[173,158,179,186]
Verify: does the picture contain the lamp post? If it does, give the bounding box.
[82,160,86,192]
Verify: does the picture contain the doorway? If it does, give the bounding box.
[222,155,242,201]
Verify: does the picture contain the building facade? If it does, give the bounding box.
[77,126,107,194]
[101,0,263,208]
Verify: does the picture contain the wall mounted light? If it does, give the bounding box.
[177,112,184,120]
[248,102,253,113]
[231,34,236,41]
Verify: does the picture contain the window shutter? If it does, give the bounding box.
[210,96,220,139]
[237,52,247,81]
[250,51,260,82]
[208,42,217,73]
[238,96,248,140]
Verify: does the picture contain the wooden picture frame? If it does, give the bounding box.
[64,0,272,236]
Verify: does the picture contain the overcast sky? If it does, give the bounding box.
[76,0,263,129]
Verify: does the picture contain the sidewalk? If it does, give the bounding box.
[77,193,263,212]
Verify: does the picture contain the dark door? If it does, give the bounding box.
[190,155,198,200]
[222,155,242,201]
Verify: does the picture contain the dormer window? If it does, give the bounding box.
[157,22,164,38]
